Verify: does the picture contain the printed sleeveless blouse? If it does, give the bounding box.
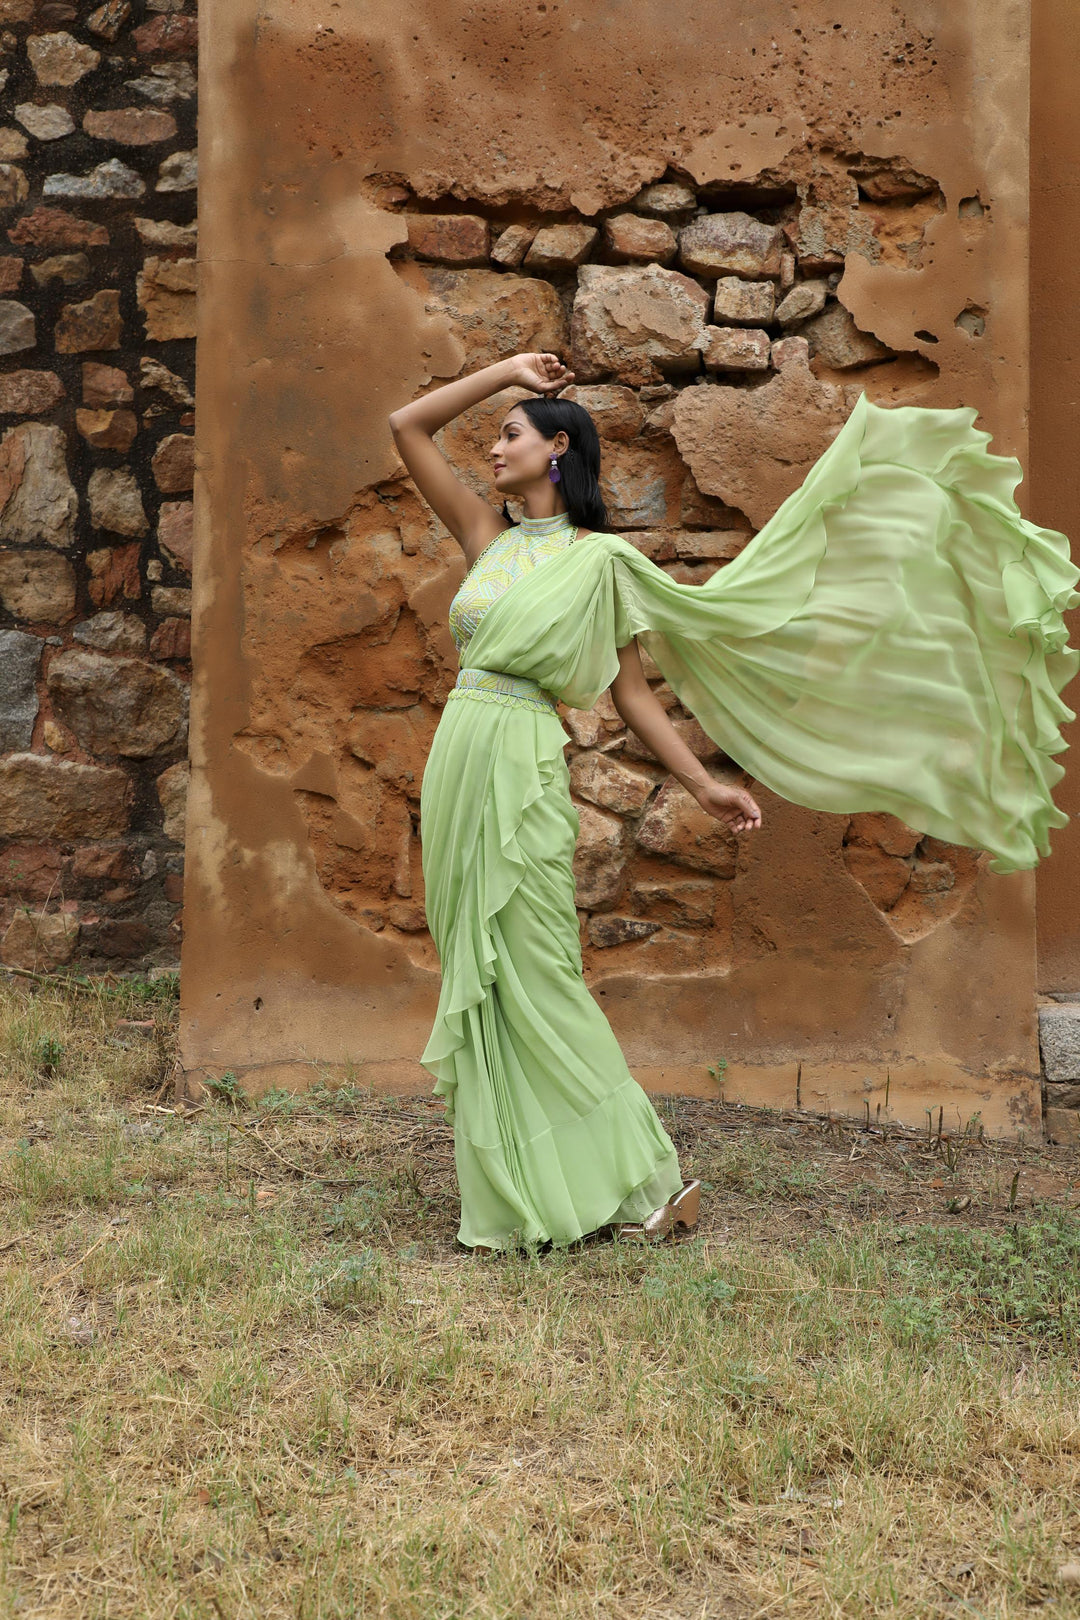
[447,513,579,714]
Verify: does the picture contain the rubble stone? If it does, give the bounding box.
[86,0,132,41]
[14,102,75,139]
[0,128,28,161]
[418,267,568,374]
[86,542,141,606]
[632,878,716,927]
[76,407,138,451]
[133,14,197,53]
[696,326,771,371]
[44,159,144,200]
[406,214,489,266]
[9,207,108,249]
[149,616,190,659]
[800,302,894,369]
[490,224,536,268]
[569,750,656,814]
[125,62,196,103]
[672,529,749,561]
[47,647,188,756]
[787,204,878,272]
[843,843,911,909]
[0,166,30,209]
[572,801,627,908]
[679,211,783,279]
[0,422,77,548]
[712,276,776,325]
[82,361,132,406]
[602,446,667,527]
[0,752,132,837]
[560,384,643,442]
[83,107,177,144]
[775,279,829,325]
[571,263,710,384]
[73,610,147,653]
[88,466,147,535]
[603,213,677,264]
[156,758,188,840]
[30,252,90,287]
[27,32,101,86]
[157,500,193,571]
[136,255,196,340]
[1,909,79,970]
[0,548,75,620]
[635,780,737,876]
[587,914,661,948]
[151,432,194,492]
[631,182,697,219]
[0,300,35,354]
[0,628,41,750]
[1039,1004,1080,1083]
[54,288,122,351]
[155,149,196,191]
[151,584,191,616]
[134,215,195,247]
[524,222,598,272]
[0,256,22,293]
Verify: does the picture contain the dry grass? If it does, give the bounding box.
[3,975,1080,1618]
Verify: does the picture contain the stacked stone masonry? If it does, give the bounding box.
[258,160,1002,989]
[0,0,195,973]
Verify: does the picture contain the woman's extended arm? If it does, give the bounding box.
[388,352,573,563]
[610,639,762,833]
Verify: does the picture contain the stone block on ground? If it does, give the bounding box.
[1039,1004,1080,1083]
[679,211,783,279]
[712,276,776,326]
[0,370,62,414]
[572,801,627,908]
[1045,1107,1080,1147]
[0,423,77,549]
[1,908,79,971]
[697,326,771,371]
[47,648,188,757]
[0,628,42,750]
[571,263,710,385]
[0,752,132,837]
[635,780,737,876]
[406,214,489,266]
[0,549,76,620]
[524,223,598,272]
[603,214,677,265]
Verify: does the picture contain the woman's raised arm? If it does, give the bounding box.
[389,352,574,563]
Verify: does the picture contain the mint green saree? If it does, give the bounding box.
[419,394,1079,1251]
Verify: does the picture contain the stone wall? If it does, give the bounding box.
[0,0,195,973]
[178,0,1058,1138]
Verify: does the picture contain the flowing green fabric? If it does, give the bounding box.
[420,394,1078,1250]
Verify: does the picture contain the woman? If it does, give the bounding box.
[390,350,1078,1255]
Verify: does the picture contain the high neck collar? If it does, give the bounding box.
[516,511,575,537]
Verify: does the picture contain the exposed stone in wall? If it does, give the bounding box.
[0,0,196,973]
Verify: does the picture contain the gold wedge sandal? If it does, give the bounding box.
[612,1178,701,1242]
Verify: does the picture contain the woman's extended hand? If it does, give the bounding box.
[506,352,575,394]
[694,780,763,833]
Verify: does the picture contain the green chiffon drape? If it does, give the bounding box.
[419,393,1079,1251]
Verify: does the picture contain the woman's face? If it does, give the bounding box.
[490,407,564,495]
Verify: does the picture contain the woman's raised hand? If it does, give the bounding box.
[507,352,575,394]
[694,780,763,834]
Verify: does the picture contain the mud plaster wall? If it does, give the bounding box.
[185,0,1044,1136]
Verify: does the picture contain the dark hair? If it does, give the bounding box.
[510,396,608,533]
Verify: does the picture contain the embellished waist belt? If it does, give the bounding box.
[450,666,559,713]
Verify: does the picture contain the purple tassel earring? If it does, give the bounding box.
[548,452,561,484]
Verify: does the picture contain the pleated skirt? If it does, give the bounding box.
[418,687,683,1251]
